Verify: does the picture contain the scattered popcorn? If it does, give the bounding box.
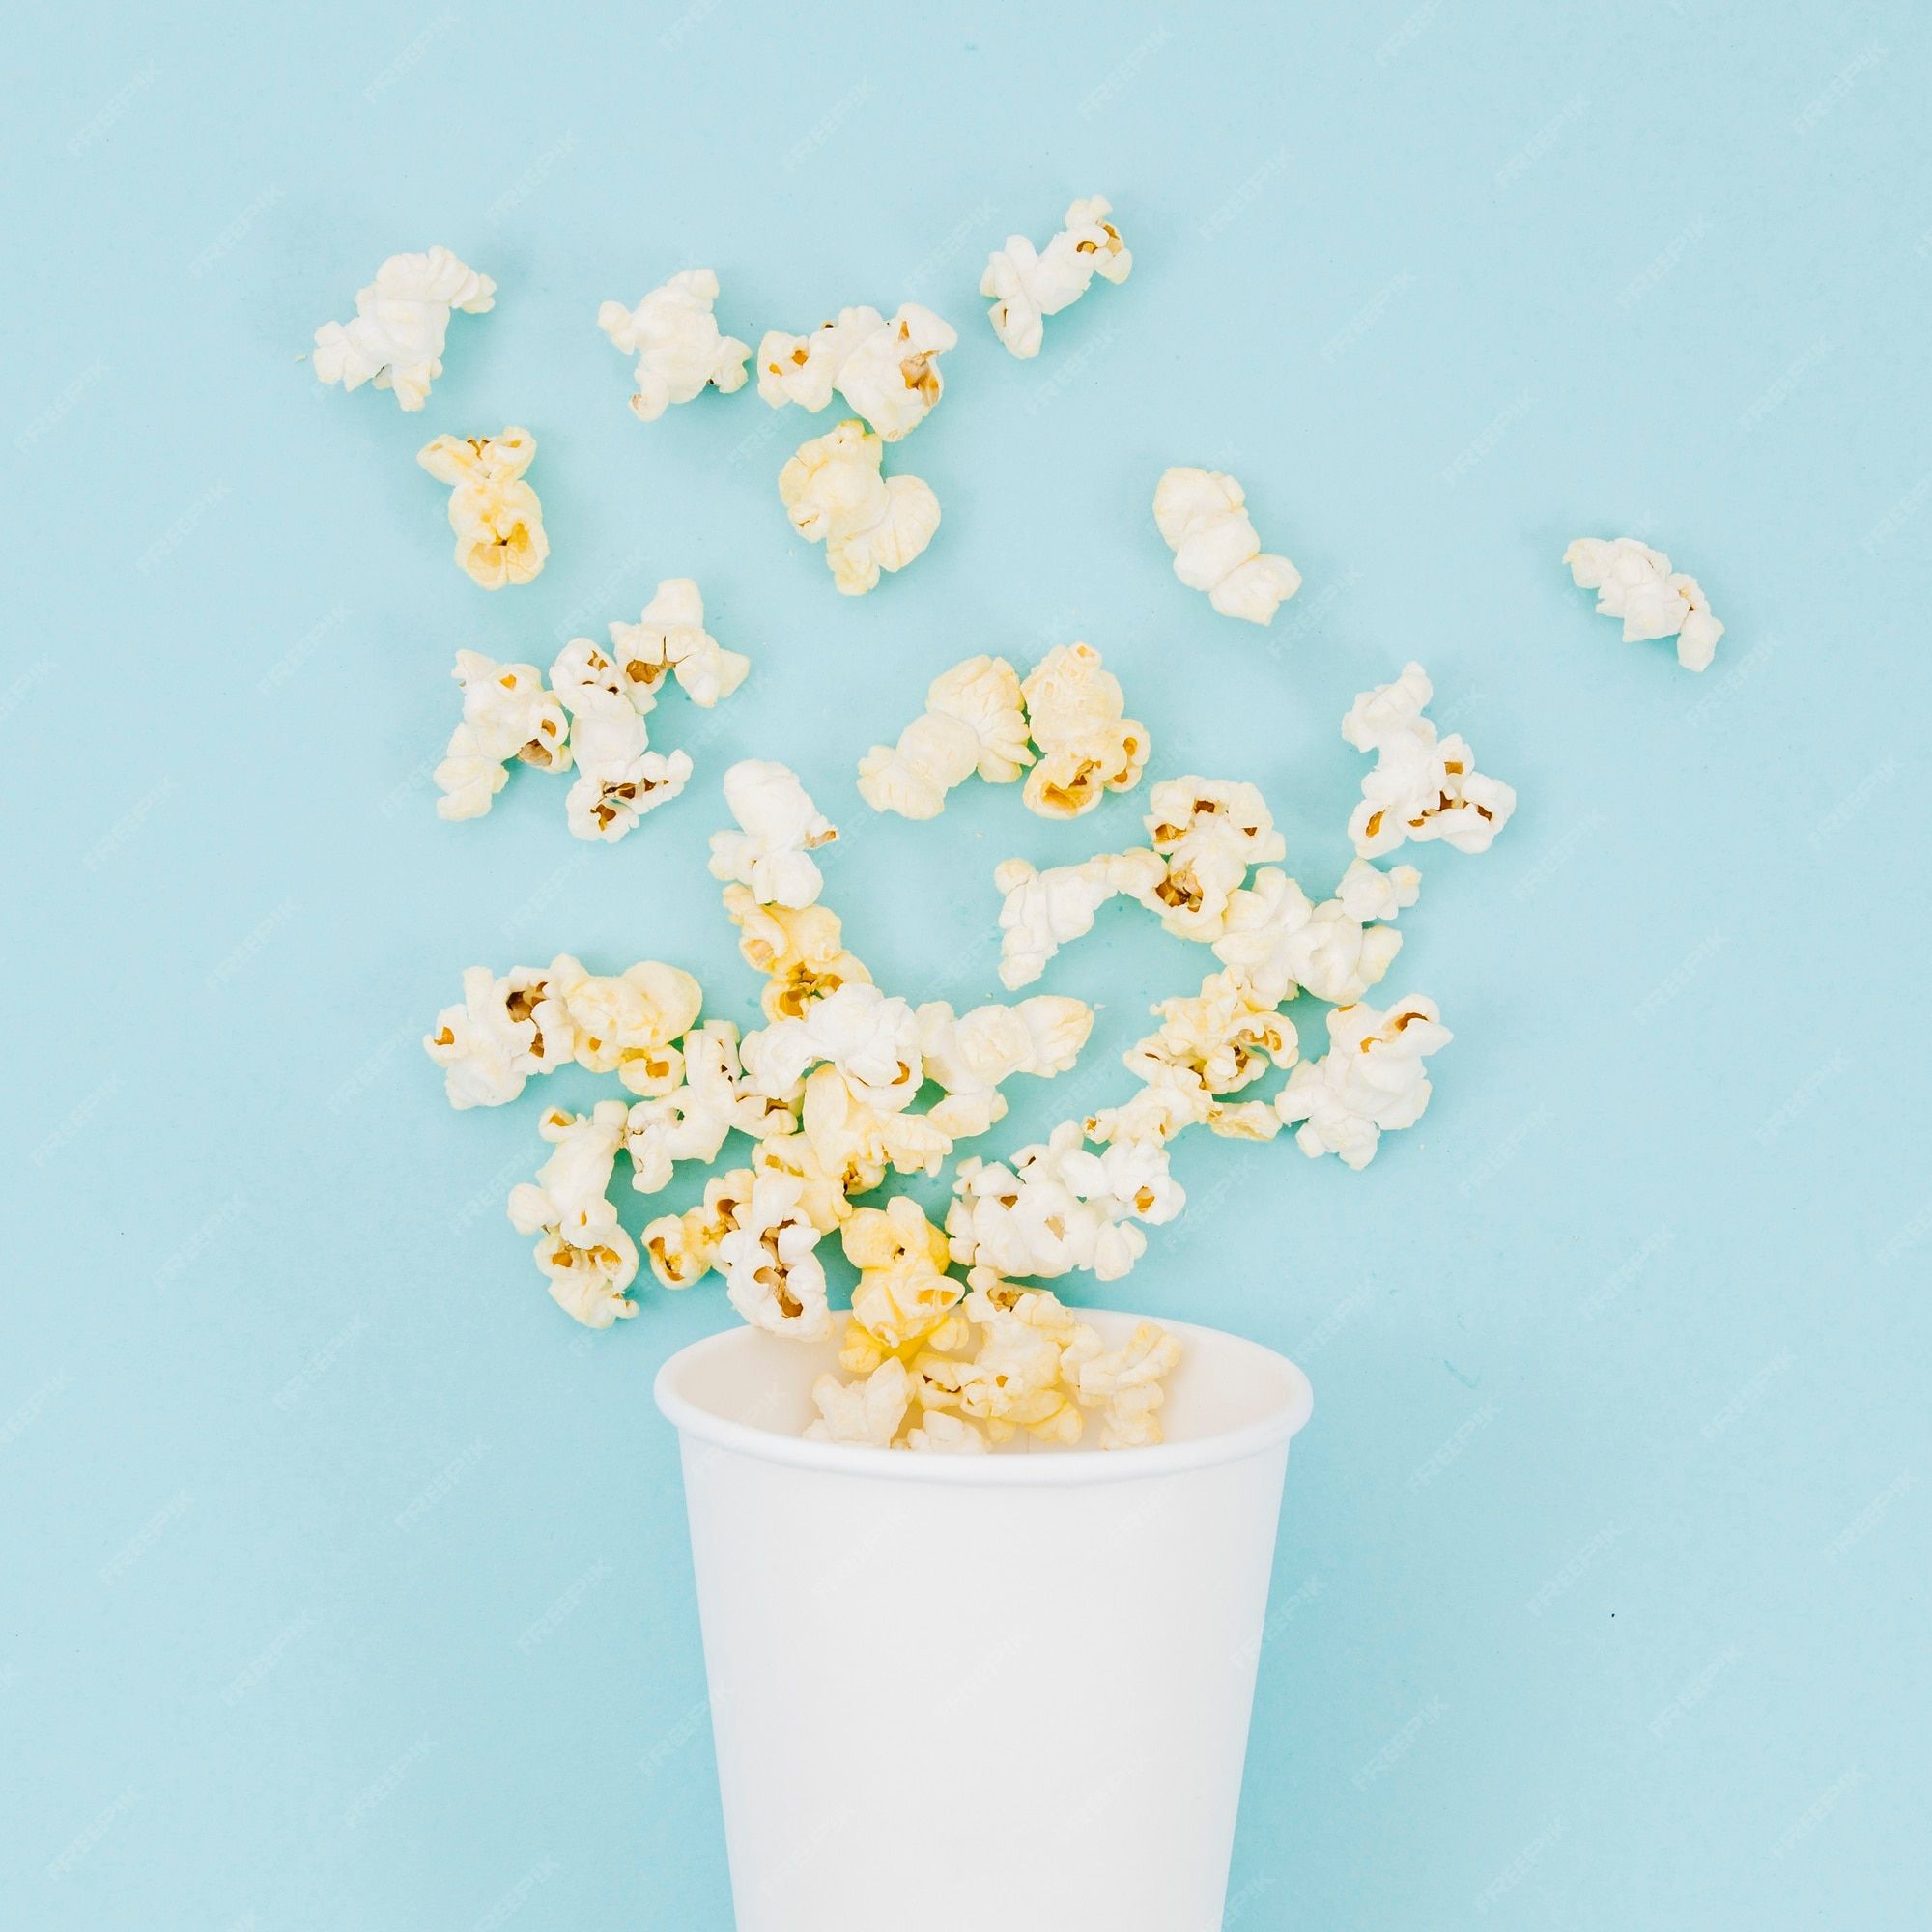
[723,886,873,1021]
[551,953,704,1095]
[841,1197,962,1351]
[506,1101,639,1327]
[606,578,750,711]
[1213,863,1413,1008]
[313,246,494,411]
[778,419,941,595]
[857,656,1032,819]
[708,760,838,908]
[757,304,957,440]
[1563,536,1725,672]
[1153,468,1302,625]
[596,269,750,421]
[641,1168,753,1290]
[741,982,923,1116]
[425,962,573,1109]
[435,650,571,821]
[1127,969,1298,1098]
[1063,1320,1184,1449]
[995,850,1163,990]
[948,1120,1183,1285]
[418,428,549,590]
[917,995,1094,1138]
[624,1021,742,1195]
[1342,662,1516,858]
[717,1169,831,1339]
[1133,778,1289,944]
[1276,994,1451,1169]
[1019,643,1150,818]
[981,196,1132,359]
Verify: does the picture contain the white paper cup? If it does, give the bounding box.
[654,1311,1313,1932]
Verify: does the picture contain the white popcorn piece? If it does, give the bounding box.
[788,1063,953,1209]
[1086,1064,1216,1148]
[596,269,750,421]
[606,578,750,711]
[1134,778,1289,944]
[1126,969,1298,1097]
[1277,994,1451,1169]
[718,1169,831,1339]
[313,246,494,411]
[424,961,574,1109]
[1019,643,1150,818]
[917,1286,1089,1443]
[741,982,923,1116]
[641,1168,753,1291]
[841,1197,963,1352]
[723,886,874,1022]
[995,849,1164,990]
[435,650,571,822]
[1064,1320,1184,1450]
[506,1101,639,1328]
[550,953,704,1095]
[981,196,1132,360]
[1213,862,1413,1008]
[1153,468,1302,625]
[624,1021,742,1195]
[1342,662,1516,858]
[805,1357,912,1446]
[417,428,548,590]
[778,419,941,595]
[903,1409,989,1454]
[947,1120,1183,1285]
[1562,537,1725,672]
[757,304,957,440]
[857,655,1032,819]
[917,995,1094,1139]
[549,636,692,842]
[709,759,838,908]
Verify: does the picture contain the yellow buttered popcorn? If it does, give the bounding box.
[417,427,548,589]
[1018,643,1150,819]
[840,1197,962,1353]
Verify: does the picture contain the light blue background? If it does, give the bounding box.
[6,2,1928,1925]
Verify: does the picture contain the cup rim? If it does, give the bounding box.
[652,1310,1314,1488]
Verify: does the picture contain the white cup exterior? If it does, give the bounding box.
[654,1311,1314,1932]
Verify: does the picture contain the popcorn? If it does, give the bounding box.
[641,1168,753,1290]
[841,1197,963,1351]
[709,760,838,909]
[778,419,941,595]
[425,961,573,1109]
[1213,861,1415,1007]
[506,1101,639,1327]
[1064,1320,1184,1449]
[624,1021,742,1195]
[417,428,548,590]
[1276,994,1451,1169]
[1153,468,1301,625]
[916,1286,1087,1443]
[741,982,923,1115]
[717,1169,831,1338]
[550,627,706,842]
[805,1357,912,1446]
[995,850,1163,990]
[550,953,704,1095]
[565,750,693,843]
[947,1119,1182,1285]
[1134,778,1289,943]
[313,246,494,411]
[1563,536,1725,672]
[1342,662,1516,858]
[1126,969,1297,1096]
[917,995,1094,1140]
[788,1063,952,1206]
[606,578,749,711]
[1019,644,1150,818]
[903,1410,989,1454]
[756,304,957,440]
[981,196,1132,359]
[723,886,873,1020]
[596,269,750,421]
[435,651,571,821]
[1085,1065,1215,1148]
[857,656,1032,819]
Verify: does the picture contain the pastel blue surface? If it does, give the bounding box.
[6,3,1928,1925]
